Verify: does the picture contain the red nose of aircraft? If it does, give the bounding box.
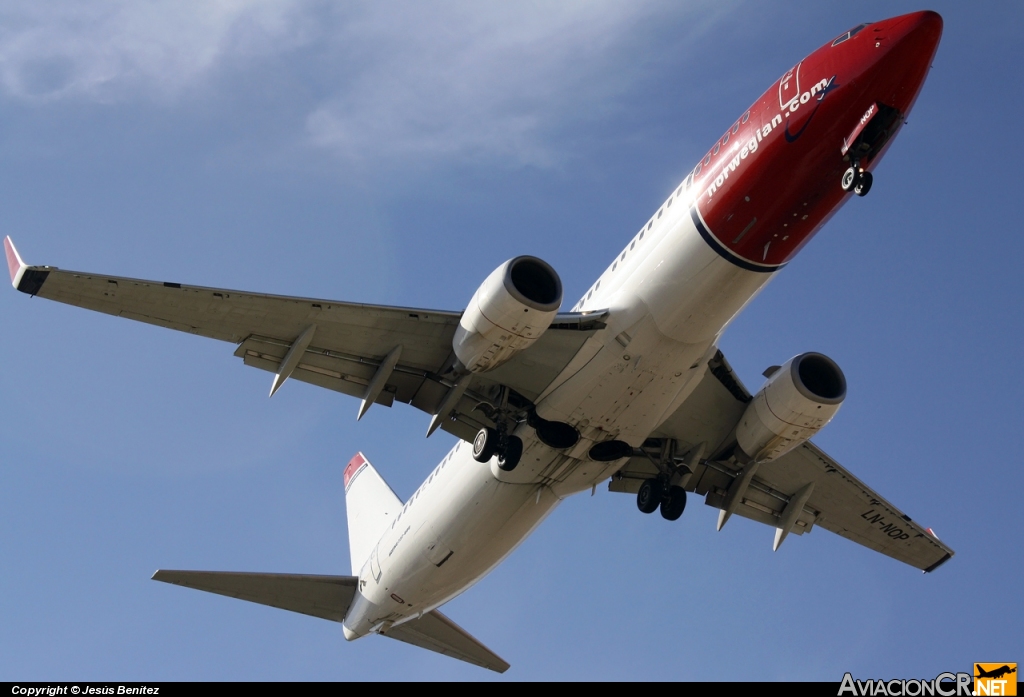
[844,10,943,115]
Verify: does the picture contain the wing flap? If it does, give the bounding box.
[692,444,953,569]
[152,570,359,623]
[618,347,954,572]
[770,442,954,570]
[13,253,606,439]
[384,610,510,673]
[236,336,396,406]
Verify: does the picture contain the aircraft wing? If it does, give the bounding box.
[5,237,605,442]
[611,350,955,573]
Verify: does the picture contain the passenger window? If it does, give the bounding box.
[732,121,740,134]
[639,230,644,240]
[694,163,702,177]
[703,154,711,166]
[612,262,617,271]
[630,241,635,250]
[741,110,750,124]
[713,142,721,155]
[657,209,662,219]
[667,196,673,207]
[722,132,730,145]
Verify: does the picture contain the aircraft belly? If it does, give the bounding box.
[355,447,560,629]
[406,484,560,612]
[518,213,775,495]
[634,208,774,344]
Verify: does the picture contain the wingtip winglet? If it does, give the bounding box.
[4,236,26,288]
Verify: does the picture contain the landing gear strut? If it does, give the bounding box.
[632,440,703,522]
[471,426,523,471]
[841,163,873,197]
[471,386,526,471]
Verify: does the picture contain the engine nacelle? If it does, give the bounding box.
[453,256,562,373]
[735,352,846,462]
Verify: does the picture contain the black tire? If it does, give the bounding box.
[472,427,499,463]
[854,170,873,197]
[498,436,524,471]
[660,486,687,521]
[637,479,664,514]
[841,166,858,192]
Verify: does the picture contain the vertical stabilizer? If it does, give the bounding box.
[344,452,403,575]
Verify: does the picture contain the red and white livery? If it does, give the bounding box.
[6,11,951,673]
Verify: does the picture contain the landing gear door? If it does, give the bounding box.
[369,544,382,583]
[779,63,801,109]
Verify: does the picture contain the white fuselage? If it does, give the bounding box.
[343,183,773,639]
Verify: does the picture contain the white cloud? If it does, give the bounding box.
[304,2,667,167]
[0,1,729,165]
[0,0,315,101]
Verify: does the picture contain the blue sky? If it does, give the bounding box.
[1,0,1021,681]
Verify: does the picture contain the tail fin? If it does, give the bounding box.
[344,452,403,575]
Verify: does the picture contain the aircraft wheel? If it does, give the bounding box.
[472,427,499,463]
[637,479,664,514]
[841,166,858,192]
[498,436,524,471]
[854,171,873,197]
[660,486,687,521]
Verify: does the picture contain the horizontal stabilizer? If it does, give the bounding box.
[384,610,510,673]
[152,570,358,623]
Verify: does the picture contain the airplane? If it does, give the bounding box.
[976,666,1017,680]
[4,10,953,673]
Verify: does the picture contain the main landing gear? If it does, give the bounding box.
[472,426,524,471]
[632,439,704,522]
[841,163,873,197]
[471,387,580,473]
[637,479,687,521]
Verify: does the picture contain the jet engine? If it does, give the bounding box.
[734,352,846,462]
[453,256,562,373]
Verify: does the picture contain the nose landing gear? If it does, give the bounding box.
[841,163,873,197]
